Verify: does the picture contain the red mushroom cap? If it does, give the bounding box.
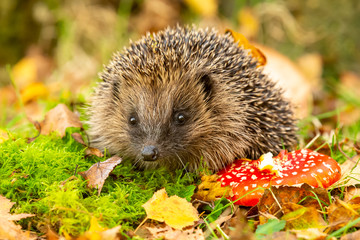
[217,149,341,206]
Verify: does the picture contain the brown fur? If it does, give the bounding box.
[88,26,297,172]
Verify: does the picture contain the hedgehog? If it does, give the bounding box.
[88,26,298,172]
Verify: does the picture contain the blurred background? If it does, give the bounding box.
[0,0,359,137]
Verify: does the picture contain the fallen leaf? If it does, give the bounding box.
[76,216,121,240]
[226,29,266,67]
[184,0,217,17]
[142,188,199,230]
[12,57,38,91]
[334,155,360,188]
[37,104,82,137]
[20,82,49,104]
[138,223,204,240]
[258,184,330,217]
[340,229,360,240]
[193,175,231,202]
[225,210,256,240]
[290,228,327,240]
[0,195,35,240]
[79,156,122,195]
[328,198,360,230]
[281,203,326,230]
[344,187,360,202]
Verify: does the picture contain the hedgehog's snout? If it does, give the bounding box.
[141,145,159,161]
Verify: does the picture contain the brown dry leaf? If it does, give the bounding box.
[258,184,329,217]
[142,188,199,230]
[340,229,360,240]
[193,175,231,202]
[328,198,360,230]
[344,187,360,202]
[79,155,122,195]
[290,228,327,240]
[0,195,35,240]
[140,223,204,240]
[333,155,360,188]
[281,203,326,230]
[37,104,82,137]
[225,210,256,240]
[184,0,217,17]
[270,231,297,240]
[71,133,103,157]
[76,216,121,240]
[254,44,312,119]
[226,29,266,67]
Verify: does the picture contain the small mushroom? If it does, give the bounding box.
[217,149,341,206]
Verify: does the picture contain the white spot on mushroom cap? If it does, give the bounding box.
[252,184,257,188]
[251,175,258,180]
[322,162,332,169]
[226,175,232,179]
[302,168,309,172]
[292,172,298,175]
[317,169,323,173]
[241,176,247,181]
[244,186,248,191]
[276,180,283,184]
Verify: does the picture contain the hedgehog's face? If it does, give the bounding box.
[104,72,215,170]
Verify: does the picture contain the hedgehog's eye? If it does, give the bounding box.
[174,112,186,125]
[129,116,138,126]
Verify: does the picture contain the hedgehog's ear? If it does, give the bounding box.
[197,73,213,101]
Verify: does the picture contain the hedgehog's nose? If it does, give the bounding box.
[141,145,159,161]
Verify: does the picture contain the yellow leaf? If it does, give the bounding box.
[12,57,38,90]
[226,28,266,67]
[142,188,169,222]
[77,216,121,240]
[184,0,217,17]
[20,82,49,104]
[142,188,199,230]
[281,203,326,230]
[193,175,231,202]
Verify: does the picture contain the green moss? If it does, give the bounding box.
[0,129,198,236]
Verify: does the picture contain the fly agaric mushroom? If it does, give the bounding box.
[217,149,341,206]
